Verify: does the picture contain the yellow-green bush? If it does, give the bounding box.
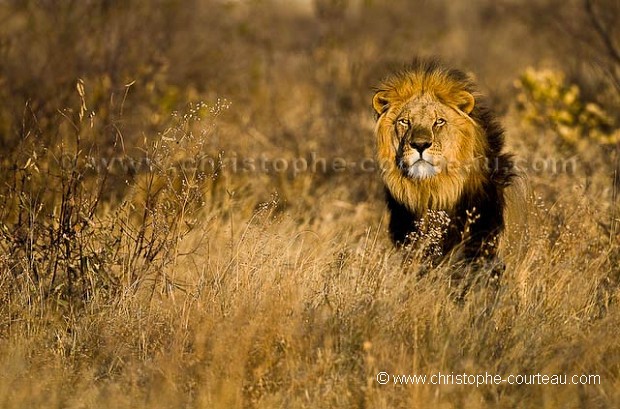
[516,67,620,147]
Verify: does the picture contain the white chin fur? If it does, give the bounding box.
[406,161,440,179]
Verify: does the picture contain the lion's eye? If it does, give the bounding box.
[434,118,446,127]
[397,118,409,127]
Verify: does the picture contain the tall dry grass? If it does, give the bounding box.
[0,0,619,408]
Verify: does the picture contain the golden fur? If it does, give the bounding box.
[373,64,488,214]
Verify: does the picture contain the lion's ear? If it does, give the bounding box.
[456,91,475,114]
[372,91,390,115]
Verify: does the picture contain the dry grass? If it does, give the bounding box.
[1,1,619,408]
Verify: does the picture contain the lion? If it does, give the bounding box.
[372,59,515,263]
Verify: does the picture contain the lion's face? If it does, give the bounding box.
[373,85,488,212]
[390,94,479,181]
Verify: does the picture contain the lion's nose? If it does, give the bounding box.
[409,140,432,154]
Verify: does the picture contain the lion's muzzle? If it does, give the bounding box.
[397,149,442,180]
[397,130,441,180]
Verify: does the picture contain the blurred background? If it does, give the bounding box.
[1,0,618,201]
